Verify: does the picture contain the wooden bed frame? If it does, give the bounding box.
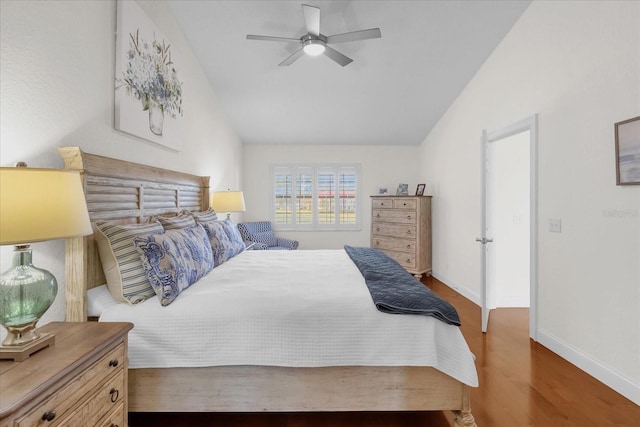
[59,147,477,426]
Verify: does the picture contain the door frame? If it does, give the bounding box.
[480,114,538,340]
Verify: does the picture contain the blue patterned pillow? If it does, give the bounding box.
[220,219,245,247]
[199,220,244,266]
[134,224,214,306]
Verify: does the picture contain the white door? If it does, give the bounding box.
[479,115,538,339]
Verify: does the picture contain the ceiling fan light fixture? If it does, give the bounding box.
[302,39,325,56]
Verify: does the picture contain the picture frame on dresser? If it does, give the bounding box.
[396,183,409,195]
[416,183,425,196]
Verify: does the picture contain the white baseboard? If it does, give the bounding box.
[537,329,640,406]
[430,272,480,305]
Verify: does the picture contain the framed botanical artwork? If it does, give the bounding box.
[115,0,184,150]
[615,116,640,185]
[416,183,425,196]
[396,183,409,195]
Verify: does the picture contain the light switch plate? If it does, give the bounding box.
[549,218,562,233]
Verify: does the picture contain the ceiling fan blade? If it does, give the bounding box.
[302,4,320,36]
[279,48,305,66]
[326,28,382,44]
[323,46,353,67]
[247,35,300,43]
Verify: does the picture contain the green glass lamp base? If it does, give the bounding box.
[0,245,58,358]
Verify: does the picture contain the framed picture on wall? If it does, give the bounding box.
[615,116,640,185]
[115,0,184,150]
[416,183,425,196]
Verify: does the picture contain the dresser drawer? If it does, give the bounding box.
[373,209,417,224]
[382,250,416,269]
[372,222,417,238]
[372,198,393,209]
[393,198,417,210]
[96,402,125,427]
[15,343,125,427]
[372,236,416,253]
[57,371,125,427]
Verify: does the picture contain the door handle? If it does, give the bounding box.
[475,237,494,244]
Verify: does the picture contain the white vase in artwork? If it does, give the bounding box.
[149,100,164,136]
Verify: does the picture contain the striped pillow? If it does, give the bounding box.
[157,214,196,230]
[190,207,219,223]
[95,221,164,304]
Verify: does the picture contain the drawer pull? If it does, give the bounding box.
[110,424,119,427]
[110,388,119,403]
[403,203,407,206]
[376,214,380,218]
[41,410,56,422]
[406,258,411,263]
[109,359,119,367]
[375,240,380,245]
[376,227,380,232]
[406,230,412,235]
[407,215,411,220]
[407,244,411,249]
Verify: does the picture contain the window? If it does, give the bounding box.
[271,164,361,230]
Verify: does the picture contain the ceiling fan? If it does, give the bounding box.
[247,4,381,67]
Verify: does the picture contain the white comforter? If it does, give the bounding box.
[97,249,478,387]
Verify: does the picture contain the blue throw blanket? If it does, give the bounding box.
[344,245,460,326]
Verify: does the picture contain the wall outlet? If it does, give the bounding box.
[548,218,562,233]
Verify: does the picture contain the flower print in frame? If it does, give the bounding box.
[115,0,184,150]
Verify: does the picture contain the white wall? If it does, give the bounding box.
[0,0,243,331]
[418,0,639,403]
[243,144,420,249]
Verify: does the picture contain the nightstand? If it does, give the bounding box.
[0,321,133,427]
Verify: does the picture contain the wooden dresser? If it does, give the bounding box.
[370,195,432,278]
[0,322,133,427]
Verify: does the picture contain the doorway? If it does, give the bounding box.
[480,115,538,340]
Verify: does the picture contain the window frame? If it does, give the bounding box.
[270,163,362,231]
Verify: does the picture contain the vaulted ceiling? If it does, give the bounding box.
[168,1,530,146]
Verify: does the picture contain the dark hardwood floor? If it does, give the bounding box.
[129,277,640,426]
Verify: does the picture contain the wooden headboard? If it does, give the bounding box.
[58,147,210,321]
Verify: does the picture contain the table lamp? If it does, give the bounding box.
[211,190,246,219]
[0,165,92,360]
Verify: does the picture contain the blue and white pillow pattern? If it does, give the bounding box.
[198,219,245,266]
[220,219,245,248]
[134,224,214,306]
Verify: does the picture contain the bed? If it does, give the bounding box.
[58,146,478,427]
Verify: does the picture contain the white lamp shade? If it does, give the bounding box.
[0,168,92,245]
[211,190,246,213]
